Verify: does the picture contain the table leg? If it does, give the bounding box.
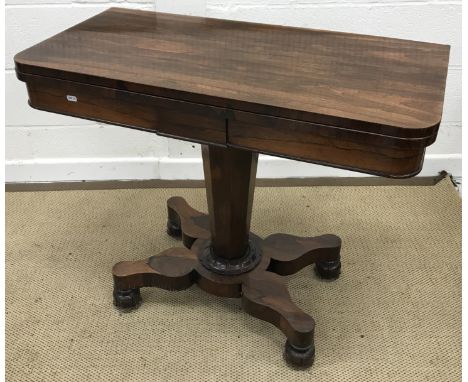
[111,144,342,368]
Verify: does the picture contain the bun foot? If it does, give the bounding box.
[166,197,210,247]
[166,221,181,238]
[113,288,141,310]
[284,340,315,368]
[315,259,341,280]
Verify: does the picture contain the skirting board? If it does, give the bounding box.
[5,174,453,192]
[5,153,461,190]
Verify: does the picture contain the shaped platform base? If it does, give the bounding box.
[112,197,341,368]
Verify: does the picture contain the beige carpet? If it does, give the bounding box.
[6,177,461,381]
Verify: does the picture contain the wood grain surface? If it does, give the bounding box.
[21,73,227,145]
[202,145,258,259]
[15,7,450,138]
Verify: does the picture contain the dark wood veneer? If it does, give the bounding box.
[202,145,258,261]
[15,7,450,137]
[22,73,227,145]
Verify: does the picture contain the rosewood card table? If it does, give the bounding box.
[15,7,450,368]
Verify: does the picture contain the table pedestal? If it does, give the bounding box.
[112,145,342,368]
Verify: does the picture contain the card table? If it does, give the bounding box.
[15,7,450,367]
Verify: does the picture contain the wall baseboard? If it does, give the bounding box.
[5,153,462,184]
[6,173,452,192]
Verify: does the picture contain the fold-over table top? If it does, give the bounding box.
[15,7,450,140]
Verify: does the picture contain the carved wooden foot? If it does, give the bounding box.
[166,196,210,248]
[112,247,198,309]
[264,233,342,279]
[242,272,316,367]
[113,288,141,310]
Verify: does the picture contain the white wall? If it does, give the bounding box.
[5,0,462,182]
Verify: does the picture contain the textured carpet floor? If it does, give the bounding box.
[6,177,461,381]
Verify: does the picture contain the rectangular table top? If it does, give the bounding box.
[15,7,450,140]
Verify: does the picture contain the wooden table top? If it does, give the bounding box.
[15,7,450,139]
